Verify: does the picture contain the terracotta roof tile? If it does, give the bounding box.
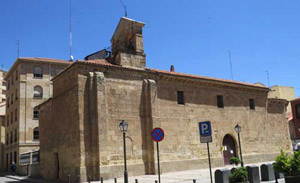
[5,57,73,79]
[146,68,268,89]
[291,97,300,102]
[77,60,268,90]
[19,57,72,64]
[83,59,114,66]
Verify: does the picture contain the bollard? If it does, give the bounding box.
[274,170,278,183]
[135,179,138,183]
[155,181,158,183]
[246,165,260,183]
[68,174,70,183]
[88,176,91,183]
[100,177,103,183]
[193,179,196,183]
[215,169,230,183]
[77,175,80,183]
[114,178,117,183]
[260,163,275,181]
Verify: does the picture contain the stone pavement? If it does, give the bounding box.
[2,162,285,183]
[104,163,285,183]
[104,162,284,183]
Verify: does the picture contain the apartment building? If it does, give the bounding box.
[3,58,70,170]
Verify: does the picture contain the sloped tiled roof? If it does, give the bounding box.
[5,57,72,80]
[18,57,72,64]
[291,97,300,102]
[76,59,268,90]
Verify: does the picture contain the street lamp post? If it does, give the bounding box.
[119,120,129,183]
[235,124,244,167]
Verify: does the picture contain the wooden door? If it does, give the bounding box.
[223,134,237,165]
[53,153,60,179]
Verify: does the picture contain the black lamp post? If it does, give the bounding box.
[119,120,129,183]
[235,124,244,167]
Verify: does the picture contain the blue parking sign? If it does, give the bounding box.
[199,121,212,136]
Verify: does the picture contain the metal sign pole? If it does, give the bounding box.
[207,142,213,183]
[157,141,161,183]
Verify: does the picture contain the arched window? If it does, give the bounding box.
[33,66,43,78]
[33,127,39,140]
[33,86,43,98]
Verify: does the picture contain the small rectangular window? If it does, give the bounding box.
[217,95,224,108]
[249,99,255,110]
[14,129,17,142]
[15,70,18,80]
[33,110,39,119]
[10,112,13,124]
[7,97,9,108]
[15,109,17,121]
[296,104,300,119]
[6,116,9,127]
[7,80,10,90]
[177,91,185,105]
[10,131,13,144]
[14,151,17,164]
[15,89,18,101]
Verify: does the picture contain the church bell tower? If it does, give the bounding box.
[110,17,146,68]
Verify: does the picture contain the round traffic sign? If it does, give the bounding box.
[151,128,164,142]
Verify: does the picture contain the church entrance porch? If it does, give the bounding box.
[222,134,237,165]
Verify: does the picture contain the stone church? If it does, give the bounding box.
[38,17,292,182]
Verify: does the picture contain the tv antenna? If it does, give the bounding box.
[17,40,20,58]
[119,0,128,17]
[69,0,74,61]
[228,50,234,80]
[263,70,270,87]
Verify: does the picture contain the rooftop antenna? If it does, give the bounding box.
[263,70,270,87]
[17,40,20,58]
[119,0,128,17]
[228,50,234,80]
[69,0,74,61]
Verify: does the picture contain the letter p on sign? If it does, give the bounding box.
[199,121,212,136]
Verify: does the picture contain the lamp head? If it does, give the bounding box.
[235,124,241,133]
[119,120,128,132]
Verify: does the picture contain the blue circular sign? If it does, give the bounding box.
[151,128,165,142]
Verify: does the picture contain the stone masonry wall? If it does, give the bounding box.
[40,63,292,181]
[39,65,80,181]
[94,68,291,177]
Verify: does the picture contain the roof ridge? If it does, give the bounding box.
[146,68,268,89]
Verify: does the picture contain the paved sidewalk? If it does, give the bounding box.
[2,162,285,183]
[4,175,54,183]
[103,162,284,183]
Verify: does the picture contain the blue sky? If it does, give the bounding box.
[1,0,300,97]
